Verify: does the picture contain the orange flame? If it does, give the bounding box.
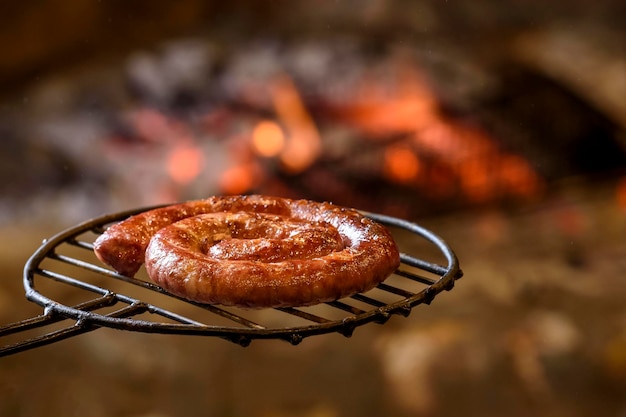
[499,154,542,198]
[167,145,205,185]
[336,59,543,201]
[252,120,285,157]
[127,108,208,187]
[130,108,188,143]
[219,162,261,195]
[271,75,322,173]
[384,144,421,184]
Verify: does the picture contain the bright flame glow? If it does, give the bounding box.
[130,108,188,143]
[384,145,421,183]
[252,120,285,157]
[131,108,171,142]
[334,59,543,201]
[219,163,260,195]
[271,76,321,173]
[499,155,542,198]
[167,145,204,184]
[342,65,437,135]
[458,157,494,202]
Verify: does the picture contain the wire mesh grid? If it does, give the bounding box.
[0,207,462,357]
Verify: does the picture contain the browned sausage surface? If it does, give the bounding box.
[94,195,400,308]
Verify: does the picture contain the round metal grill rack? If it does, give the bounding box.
[0,207,462,357]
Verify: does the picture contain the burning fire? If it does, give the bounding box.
[246,74,323,180]
[384,144,421,184]
[270,75,322,174]
[335,59,544,203]
[252,120,285,157]
[167,145,205,185]
[112,53,543,207]
[219,162,261,195]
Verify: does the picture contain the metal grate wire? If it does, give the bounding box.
[0,208,462,357]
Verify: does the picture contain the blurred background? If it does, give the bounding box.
[1,1,625,416]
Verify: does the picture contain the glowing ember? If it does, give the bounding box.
[115,52,546,208]
[167,145,205,185]
[252,120,285,157]
[458,157,494,202]
[271,75,322,173]
[384,144,421,184]
[130,108,182,143]
[219,162,260,195]
[499,155,543,198]
[341,65,437,135]
[333,58,544,202]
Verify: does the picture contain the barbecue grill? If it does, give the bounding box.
[0,207,462,357]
